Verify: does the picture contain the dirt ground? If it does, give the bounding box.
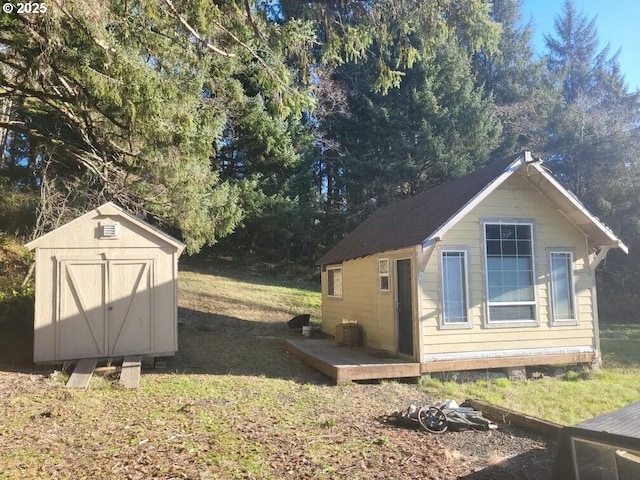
[0,309,556,480]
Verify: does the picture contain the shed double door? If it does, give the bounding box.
[57,258,154,360]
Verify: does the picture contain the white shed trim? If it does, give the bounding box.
[26,202,185,254]
[525,162,629,254]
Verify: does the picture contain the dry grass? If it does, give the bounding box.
[488,451,508,466]
[0,260,553,479]
[443,448,466,463]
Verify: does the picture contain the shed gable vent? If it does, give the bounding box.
[100,222,120,239]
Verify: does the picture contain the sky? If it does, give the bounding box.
[521,0,640,92]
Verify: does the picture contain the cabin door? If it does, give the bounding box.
[396,259,414,357]
[58,259,153,360]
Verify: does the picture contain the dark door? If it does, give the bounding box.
[396,259,413,356]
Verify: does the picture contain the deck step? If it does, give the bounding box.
[119,355,142,389]
[66,358,98,389]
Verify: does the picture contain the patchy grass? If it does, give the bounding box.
[1,255,637,478]
[0,260,553,480]
[178,259,322,337]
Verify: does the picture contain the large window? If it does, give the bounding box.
[441,250,470,326]
[550,251,576,323]
[485,223,536,323]
[327,266,343,298]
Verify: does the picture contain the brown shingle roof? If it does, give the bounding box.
[317,152,522,265]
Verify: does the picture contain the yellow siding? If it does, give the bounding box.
[420,172,596,358]
[321,247,414,352]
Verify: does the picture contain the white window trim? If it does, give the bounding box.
[548,249,579,326]
[378,258,390,292]
[482,219,539,327]
[438,246,472,329]
[326,265,343,298]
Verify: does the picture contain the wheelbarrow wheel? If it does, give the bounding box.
[418,405,448,433]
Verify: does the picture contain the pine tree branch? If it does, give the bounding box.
[244,0,267,42]
[0,119,112,183]
[160,0,236,58]
[1,79,69,103]
[107,139,140,158]
[54,0,115,54]
[211,19,290,90]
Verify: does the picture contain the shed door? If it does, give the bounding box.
[58,259,153,360]
[108,260,153,356]
[59,261,108,360]
[396,259,414,357]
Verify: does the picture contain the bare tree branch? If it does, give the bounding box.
[244,0,267,41]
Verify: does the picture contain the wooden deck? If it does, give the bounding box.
[285,338,420,383]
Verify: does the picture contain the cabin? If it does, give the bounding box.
[317,151,627,374]
[26,202,185,364]
[553,402,640,480]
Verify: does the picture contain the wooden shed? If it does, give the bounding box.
[26,202,185,363]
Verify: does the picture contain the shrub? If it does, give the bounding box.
[0,233,34,325]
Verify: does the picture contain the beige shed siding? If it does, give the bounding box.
[31,214,174,250]
[420,172,595,358]
[33,246,178,362]
[29,205,182,363]
[321,247,414,352]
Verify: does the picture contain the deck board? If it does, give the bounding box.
[285,339,420,383]
[119,355,142,389]
[66,358,98,389]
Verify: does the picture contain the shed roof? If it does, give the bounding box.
[25,202,185,254]
[317,151,627,265]
[573,402,640,440]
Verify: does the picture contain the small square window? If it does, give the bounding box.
[379,259,390,291]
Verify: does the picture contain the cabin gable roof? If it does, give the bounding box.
[317,151,627,265]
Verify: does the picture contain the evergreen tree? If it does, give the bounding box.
[543,0,638,201]
[472,0,556,158]
[542,0,640,316]
[0,1,313,252]
[305,1,502,226]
